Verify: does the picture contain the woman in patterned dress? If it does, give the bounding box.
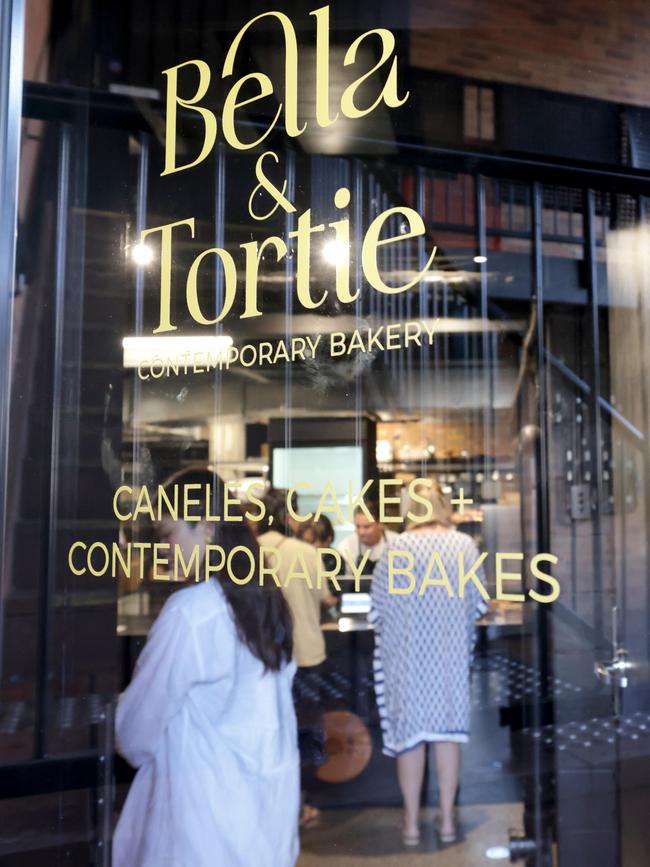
[369,483,488,845]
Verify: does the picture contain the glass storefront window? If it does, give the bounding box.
[1,2,650,865]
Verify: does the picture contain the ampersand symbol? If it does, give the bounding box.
[248,151,297,221]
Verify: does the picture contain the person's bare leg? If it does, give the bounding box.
[433,741,460,834]
[396,744,426,838]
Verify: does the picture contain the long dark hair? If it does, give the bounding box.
[258,487,298,536]
[160,467,293,672]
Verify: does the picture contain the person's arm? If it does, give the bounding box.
[336,533,356,570]
[116,594,233,768]
[303,544,337,607]
[319,578,337,608]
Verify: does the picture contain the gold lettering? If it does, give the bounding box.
[112,544,131,579]
[224,482,243,522]
[311,6,338,128]
[341,28,409,119]
[288,209,327,309]
[496,553,525,602]
[222,74,281,150]
[347,478,375,520]
[240,235,287,318]
[287,483,313,522]
[222,10,305,144]
[152,543,171,581]
[186,246,237,325]
[227,546,255,584]
[162,60,217,175]
[378,478,402,522]
[406,478,433,524]
[141,218,195,334]
[419,552,454,596]
[318,548,342,591]
[260,546,282,587]
[457,552,490,600]
[362,207,436,294]
[314,480,345,524]
[388,550,415,594]
[182,483,202,521]
[88,542,109,577]
[157,484,179,521]
[244,482,266,523]
[330,331,346,356]
[347,550,371,591]
[68,541,87,576]
[285,552,314,588]
[134,485,155,521]
[176,545,200,581]
[529,554,560,603]
[113,485,133,521]
[205,545,225,580]
[330,187,356,302]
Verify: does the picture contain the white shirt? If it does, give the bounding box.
[337,529,400,571]
[114,580,299,867]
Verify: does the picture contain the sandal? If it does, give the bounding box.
[402,830,421,847]
[299,804,321,829]
[434,815,457,844]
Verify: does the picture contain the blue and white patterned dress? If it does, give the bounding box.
[368,529,488,756]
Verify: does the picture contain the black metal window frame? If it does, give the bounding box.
[0,0,23,693]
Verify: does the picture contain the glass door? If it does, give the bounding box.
[539,185,650,866]
[3,2,650,865]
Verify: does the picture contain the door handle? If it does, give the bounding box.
[595,604,633,688]
[594,647,633,688]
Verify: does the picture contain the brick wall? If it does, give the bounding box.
[410,0,650,107]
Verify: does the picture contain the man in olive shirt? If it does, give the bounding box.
[258,524,333,668]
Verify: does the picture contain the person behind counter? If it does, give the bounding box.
[114,468,299,867]
[336,500,399,583]
[258,490,337,828]
[299,514,339,601]
[368,483,487,847]
[299,513,335,549]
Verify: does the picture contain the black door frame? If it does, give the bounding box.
[0,0,24,681]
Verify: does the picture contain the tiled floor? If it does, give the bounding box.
[298,803,522,866]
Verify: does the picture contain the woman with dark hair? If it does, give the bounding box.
[114,468,299,867]
[300,514,341,600]
[299,514,335,548]
[258,489,336,828]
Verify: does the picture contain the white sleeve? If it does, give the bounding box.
[116,596,234,767]
[336,534,356,568]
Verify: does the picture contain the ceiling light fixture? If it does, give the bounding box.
[322,239,349,266]
[122,335,234,368]
[131,242,154,266]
